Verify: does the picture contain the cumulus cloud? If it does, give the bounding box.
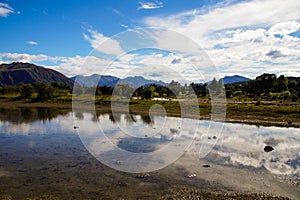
[0,3,14,17]
[268,21,300,36]
[83,29,124,56]
[138,1,163,10]
[142,0,300,78]
[27,41,38,45]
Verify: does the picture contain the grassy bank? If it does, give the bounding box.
[1,96,300,128]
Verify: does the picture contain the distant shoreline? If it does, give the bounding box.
[0,99,299,128]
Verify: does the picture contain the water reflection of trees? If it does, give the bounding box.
[0,107,70,124]
[106,113,154,125]
[74,111,156,125]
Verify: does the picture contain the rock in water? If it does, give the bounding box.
[264,145,274,152]
[186,174,197,178]
[136,173,150,178]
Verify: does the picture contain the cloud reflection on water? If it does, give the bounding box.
[0,110,299,175]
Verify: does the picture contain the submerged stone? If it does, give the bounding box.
[264,145,274,152]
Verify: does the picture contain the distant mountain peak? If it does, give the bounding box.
[222,75,250,84]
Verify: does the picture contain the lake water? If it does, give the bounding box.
[0,107,299,199]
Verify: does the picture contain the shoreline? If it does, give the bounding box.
[0,100,300,128]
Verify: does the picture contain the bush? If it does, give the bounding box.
[20,84,35,98]
[291,94,298,102]
[255,100,261,106]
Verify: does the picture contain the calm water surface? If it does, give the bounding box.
[0,107,299,199]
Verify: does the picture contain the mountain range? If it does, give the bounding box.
[70,74,120,87]
[71,74,167,88]
[0,62,251,87]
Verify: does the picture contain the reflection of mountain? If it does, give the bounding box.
[0,107,70,124]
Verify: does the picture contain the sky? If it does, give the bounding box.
[0,0,300,83]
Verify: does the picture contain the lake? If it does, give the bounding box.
[0,107,299,199]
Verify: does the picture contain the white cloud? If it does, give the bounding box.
[268,21,300,36]
[144,0,300,35]
[120,23,129,29]
[83,29,124,56]
[0,3,14,17]
[27,41,38,45]
[0,49,213,83]
[138,1,163,10]
[0,53,58,63]
[142,0,300,78]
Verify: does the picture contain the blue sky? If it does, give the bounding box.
[0,0,212,56]
[0,0,300,82]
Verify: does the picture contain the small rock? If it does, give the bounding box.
[264,145,274,152]
[208,137,211,140]
[212,136,217,139]
[65,163,77,168]
[288,121,292,125]
[202,164,211,168]
[73,126,79,129]
[136,173,150,178]
[186,174,197,178]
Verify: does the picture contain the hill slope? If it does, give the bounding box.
[71,75,167,87]
[70,74,120,87]
[119,76,166,87]
[222,75,250,84]
[0,62,73,86]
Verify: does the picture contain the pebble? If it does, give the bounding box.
[264,145,274,152]
[186,174,197,178]
[136,173,150,178]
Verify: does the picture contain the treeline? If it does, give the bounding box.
[0,73,299,102]
[0,82,72,101]
[225,73,300,102]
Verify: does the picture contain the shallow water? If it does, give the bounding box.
[0,107,299,199]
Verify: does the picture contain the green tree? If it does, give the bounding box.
[277,75,288,92]
[20,84,35,98]
[142,88,152,99]
[33,82,54,100]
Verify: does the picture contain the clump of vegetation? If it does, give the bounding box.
[225,73,300,102]
[0,82,72,102]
